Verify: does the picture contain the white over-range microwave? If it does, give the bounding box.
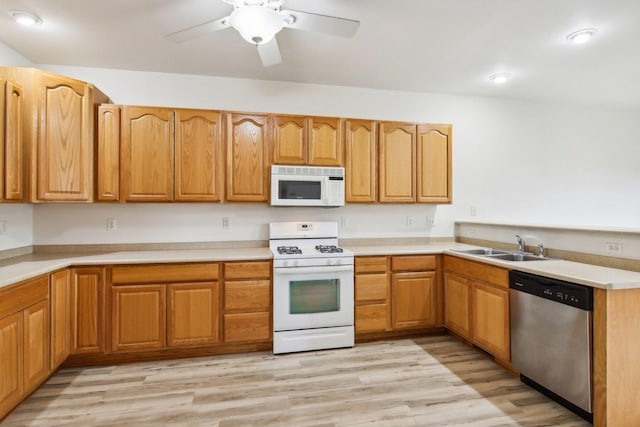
[270,165,345,207]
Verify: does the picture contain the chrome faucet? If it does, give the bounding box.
[515,235,526,253]
[537,243,545,257]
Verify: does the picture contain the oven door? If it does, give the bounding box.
[273,265,354,331]
[270,175,328,206]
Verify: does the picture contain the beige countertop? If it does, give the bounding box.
[1,242,639,291]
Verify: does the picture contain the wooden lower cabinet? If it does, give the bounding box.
[355,257,389,333]
[223,261,271,343]
[111,285,166,352]
[50,269,71,369]
[71,267,104,354]
[391,271,437,329]
[23,300,49,391]
[0,312,23,418]
[472,282,510,362]
[444,272,472,340]
[168,282,219,347]
[444,256,510,362]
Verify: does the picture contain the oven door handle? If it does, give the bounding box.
[274,265,354,275]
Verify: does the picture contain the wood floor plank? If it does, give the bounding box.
[3,336,590,426]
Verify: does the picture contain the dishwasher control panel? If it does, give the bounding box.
[510,270,593,310]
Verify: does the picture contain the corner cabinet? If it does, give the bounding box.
[226,113,270,202]
[443,255,510,362]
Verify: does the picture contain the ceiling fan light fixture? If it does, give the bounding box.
[229,5,284,45]
[566,28,598,44]
[8,9,42,26]
[489,72,511,84]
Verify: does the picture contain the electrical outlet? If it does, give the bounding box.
[340,216,348,227]
[467,228,477,238]
[470,206,477,217]
[426,215,435,226]
[406,216,414,226]
[106,218,117,231]
[605,242,623,255]
[222,217,230,229]
[0,221,7,235]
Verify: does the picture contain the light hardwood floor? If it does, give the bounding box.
[3,335,589,426]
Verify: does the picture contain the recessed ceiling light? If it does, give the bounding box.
[8,9,42,26]
[489,73,511,84]
[566,28,598,44]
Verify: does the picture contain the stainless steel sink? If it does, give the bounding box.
[485,253,549,262]
[452,248,512,256]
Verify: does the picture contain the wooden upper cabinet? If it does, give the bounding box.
[417,124,452,203]
[4,80,24,201]
[345,120,377,203]
[0,78,5,200]
[36,72,93,201]
[378,122,416,203]
[175,109,222,201]
[225,113,270,202]
[308,116,343,166]
[272,115,306,165]
[96,105,120,201]
[121,106,174,202]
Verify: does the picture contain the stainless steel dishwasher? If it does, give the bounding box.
[509,270,593,422]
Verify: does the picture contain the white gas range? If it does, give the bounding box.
[269,222,354,354]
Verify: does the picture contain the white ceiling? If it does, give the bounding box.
[1,0,639,110]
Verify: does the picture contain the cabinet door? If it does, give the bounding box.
[121,106,174,201]
[23,300,49,391]
[167,282,219,347]
[272,115,306,165]
[308,116,343,166]
[0,312,23,418]
[225,113,270,202]
[444,273,472,340]
[111,285,166,352]
[0,78,4,199]
[71,268,104,355]
[345,119,376,203]
[175,109,223,201]
[96,104,120,201]
[378,122,416,202]
[36,73,93,201]
[472,282,510,362]
[417,124,452,203]
[4,80,24,201]
[391,271,436,329]
[50,269,71,369]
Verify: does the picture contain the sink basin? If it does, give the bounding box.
[453,248,512,256]
[485,253,550,262]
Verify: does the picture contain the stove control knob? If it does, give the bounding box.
[335,259,342,265]
[326,259,334,266]
[292,260,299,267]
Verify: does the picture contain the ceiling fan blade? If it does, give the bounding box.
[257,38,282,67]
[282,9,360,37]
[165,16,230,43]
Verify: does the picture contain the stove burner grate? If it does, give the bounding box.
[315,245,344,253]
[277,246,302,255]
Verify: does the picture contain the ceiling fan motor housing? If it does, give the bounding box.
[229,5,285,45]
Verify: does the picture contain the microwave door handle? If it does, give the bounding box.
[274,265,353,274]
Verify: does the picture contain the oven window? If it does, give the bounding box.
[279,180,321,200]
[290,279,340,314]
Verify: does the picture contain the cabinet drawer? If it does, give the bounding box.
[355,256,387,274]
[355,274,388,302]
[224,261,271,280]
[391,255,436,272]
[224,280,271,311]
[0,275,49,319]
[444,256,509,289]
[224,312,271,342]
[111,263,219,284]
[355,304,388,333]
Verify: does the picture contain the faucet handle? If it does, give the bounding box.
[537,243,545,257]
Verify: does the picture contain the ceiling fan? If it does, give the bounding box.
[165,0,360,67]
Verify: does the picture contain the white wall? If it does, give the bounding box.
[0,41,32,67]
[24,65,640,245]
